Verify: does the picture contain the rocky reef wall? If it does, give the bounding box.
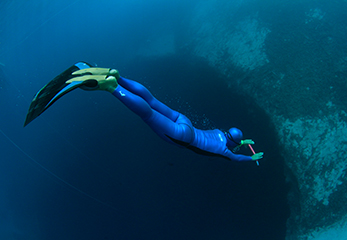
[185,0,347,239]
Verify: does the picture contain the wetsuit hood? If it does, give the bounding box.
[225,127,243,148]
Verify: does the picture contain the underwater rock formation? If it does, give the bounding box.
[186,0,347,239]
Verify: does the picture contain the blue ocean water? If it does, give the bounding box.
[0,1,289,239]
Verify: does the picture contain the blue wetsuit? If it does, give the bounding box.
[112,77,252,162]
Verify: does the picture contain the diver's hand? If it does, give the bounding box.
[241,139,254,145]
[72,68,120,79]
[251,152,264,161]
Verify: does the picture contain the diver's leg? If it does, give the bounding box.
[66,67,194,144]
[112,85,153,120]
[118,77,179,122]
[112,86,194,144]
[68,67,179,121]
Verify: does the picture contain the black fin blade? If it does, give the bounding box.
[24,62,92,127]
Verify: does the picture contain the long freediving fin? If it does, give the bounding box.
[24,62,93,127]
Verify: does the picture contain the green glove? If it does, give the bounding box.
[251,152,264,161]
[240,139,254,145]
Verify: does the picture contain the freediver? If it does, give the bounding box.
[25,63,264,162]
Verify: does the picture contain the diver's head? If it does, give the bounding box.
[225,127,243,148]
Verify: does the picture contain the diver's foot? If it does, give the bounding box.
[66,68,120,93]
[72,68,120,79]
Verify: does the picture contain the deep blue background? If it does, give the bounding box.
[0,1,289,239]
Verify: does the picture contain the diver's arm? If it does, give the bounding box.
[224,149,253,161]
[224,149,263,162]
